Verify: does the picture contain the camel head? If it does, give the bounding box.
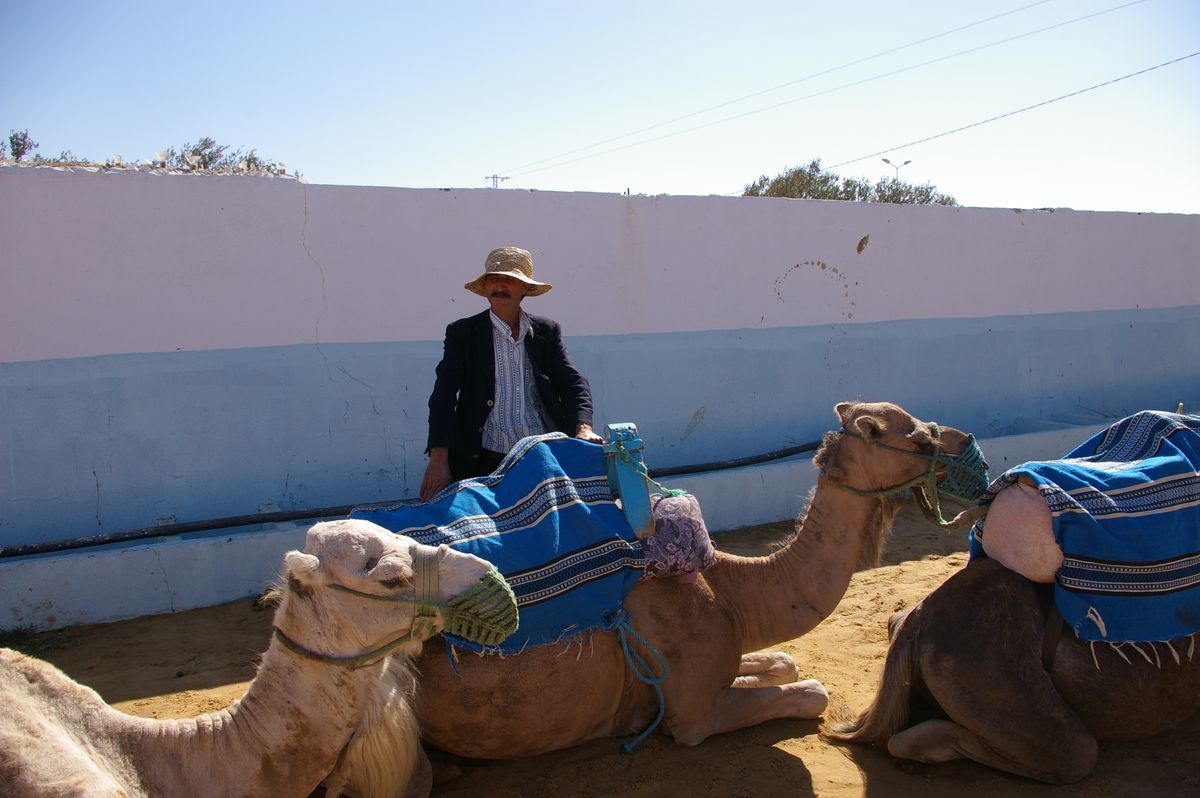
[815,402,987,537]
[272,519,518,666]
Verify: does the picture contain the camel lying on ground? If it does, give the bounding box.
[414,401,978,758]
[823,411,1200,783]
[0,518,517,798]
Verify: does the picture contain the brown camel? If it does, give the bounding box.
[822,529,1200,783]
[414,401,976,758]
[0,519,517,798]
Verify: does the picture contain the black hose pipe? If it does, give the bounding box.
[0,440,821,559]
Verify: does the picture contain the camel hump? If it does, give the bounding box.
[980,481,1061,583]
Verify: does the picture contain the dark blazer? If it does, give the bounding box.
[427,310,594,476]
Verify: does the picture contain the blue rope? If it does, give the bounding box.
[606,608,670,753]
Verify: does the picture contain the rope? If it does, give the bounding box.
[272,625,428,669]
[824,425,988,528]
[611,440,687,498]
[605,608,670,753]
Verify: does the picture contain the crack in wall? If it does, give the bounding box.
[150,548,177,613]
[338,366,373,391]
[92,466,101,529]
[1,377,15,511]
[283,457,294,505]
[298,180,336,384]
[370,398,402,477]
[299,180,327,345]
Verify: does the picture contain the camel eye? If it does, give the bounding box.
[379,577,404,590]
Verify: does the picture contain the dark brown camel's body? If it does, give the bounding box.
[824,556,1200,783]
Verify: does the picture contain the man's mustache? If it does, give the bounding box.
[489,290,512,298]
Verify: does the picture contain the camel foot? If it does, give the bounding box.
[734,651,799,687]
[888,719,966,764]
[670,678,830,746]
[786,678,830,718]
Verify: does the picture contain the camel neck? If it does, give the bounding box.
[706,478,894,654]
[119,640,372,796]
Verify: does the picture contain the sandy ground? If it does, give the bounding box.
[20,502,1200,797]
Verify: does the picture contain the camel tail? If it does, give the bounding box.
[820,610,918,746]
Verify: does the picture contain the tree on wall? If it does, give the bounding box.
[161,137,279,172]
[7,129,39,161]
[1,129,288,174]
[744,158,958,206]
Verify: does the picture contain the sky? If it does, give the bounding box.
[3,0,1199,214]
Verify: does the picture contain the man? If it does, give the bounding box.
[420,246,603,500]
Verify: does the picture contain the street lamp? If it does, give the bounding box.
[882,158,911,179]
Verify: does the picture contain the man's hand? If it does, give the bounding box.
[420,448,452,501]
[575,423,603,444]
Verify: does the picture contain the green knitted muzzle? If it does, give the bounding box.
[442,565,519,647]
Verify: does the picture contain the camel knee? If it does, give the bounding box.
[791,679,829,716]
[1039,736,1097,784]
[670,725,708,747]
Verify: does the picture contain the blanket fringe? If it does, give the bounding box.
[1091,633,1200,670]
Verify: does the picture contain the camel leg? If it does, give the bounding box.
[889,718,1096,784]
[733,651,799,687]
[898,561,1098,783]
[668,680,829,746]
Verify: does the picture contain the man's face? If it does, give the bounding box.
[484,274,528,311]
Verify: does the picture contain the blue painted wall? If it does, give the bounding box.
[4,308,1196,546]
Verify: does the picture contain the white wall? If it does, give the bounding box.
[4,169,1196,364]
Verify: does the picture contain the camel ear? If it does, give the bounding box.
[853,413,887,441]
[835,402,854,425]
[285,551,322,585]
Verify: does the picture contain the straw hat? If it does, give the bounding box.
[465,247,553,297]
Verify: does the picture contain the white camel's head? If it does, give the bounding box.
[272,519,517,666]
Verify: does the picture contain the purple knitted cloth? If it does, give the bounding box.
[642,493,716,582]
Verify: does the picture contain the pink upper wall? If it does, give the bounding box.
[1,167,1197,364]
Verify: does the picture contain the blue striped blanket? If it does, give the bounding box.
[352,434,646,653]
[970,411,1200,643]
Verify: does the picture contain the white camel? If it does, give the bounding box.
[0,518,517,798]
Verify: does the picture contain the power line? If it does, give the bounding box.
[508,0,1149,180]
[825,51,1200,171]
[500,0,1061,175]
